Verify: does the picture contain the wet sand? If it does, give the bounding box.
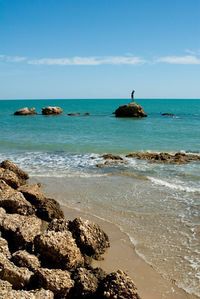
[30,176,198,299]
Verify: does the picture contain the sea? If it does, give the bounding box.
[0,98,200,297]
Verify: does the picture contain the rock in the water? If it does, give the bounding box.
[0,252,33,289]
[0,213,43,252]
[98,269,140,299]
[36,268,74,297]
[12,250,41,272]
[68,113,81,116]
[115,102,147,117]
[162,113,174,116]
[68,217,110,258]
[0,168,21,189]
[0,236,11,258]
[0,160,29,181]
[34,230,84,270]
[2,288,54,299]
[102,154,123,160]
[42,106,63,115]
[14,107,37,116]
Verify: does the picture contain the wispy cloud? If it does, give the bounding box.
[28,56,146,66]
[0,55,27,62]
[185,49,200,56]
[156,55,200,65]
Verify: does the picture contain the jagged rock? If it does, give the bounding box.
[36,197,64,222]
[2,288,54,298]
[0,213,44,252]
[12,250,40,272]
[0,168,21,189]
[0,253,33,289]
[0,191,35,216]
[0,160,29,181]
[34,230,84,270]
[0,279,12,297]
[48,218,69,232]
[36,268,74,297]
[0,207,6,225]
[102,154,123,160]
[0,179,15,199]
[0,236,11,258]
[14,107,37,116]
[115,102,147,117]
[18,183,45,205]
[71,267,106,298]
[68,218,110,258]
[42,106,63,115]
[98,269,140,299]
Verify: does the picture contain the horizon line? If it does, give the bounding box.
[0,98,200,101]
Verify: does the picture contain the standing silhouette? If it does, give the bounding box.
[131,90,135,101]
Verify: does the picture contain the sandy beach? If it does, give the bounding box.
[34,176,198,299]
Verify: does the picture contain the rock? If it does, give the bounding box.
[98,269,140,299]
[34,230,84,270]
[0,160,29,181]
[12,250,40,272]
[84,113,90,116]
[14,107,37,116]
[0,179,16,199]
[0,191,35,216]
[0,236,11,258]
[0,252,33,289]
[36,197,64,222]
[42,106,63,115]
[0,168,21,189]
[2,288,54,298]
[102,154,124,160]
[68,217,110,258]
[47,218,69,232]
[0,207,6,226]
[68,113,81,116]
[18,183,45,205]
[0,213,44,252]
[162,113,174,116]
[0,279,12,297]
[36,268,74,297]
[115,102,147,117]
[96,163,104,168]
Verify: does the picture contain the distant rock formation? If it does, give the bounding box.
[115,102,147,118]
[42,107,63,115]
[14,107,37,116]
[162,113,174,116]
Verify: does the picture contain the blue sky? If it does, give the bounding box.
[0,0,200,99]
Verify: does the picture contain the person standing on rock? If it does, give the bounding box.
[131,90,135,102]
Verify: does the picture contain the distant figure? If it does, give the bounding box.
[131,90,135,101]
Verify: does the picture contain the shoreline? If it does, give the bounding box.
[35,176,198,299]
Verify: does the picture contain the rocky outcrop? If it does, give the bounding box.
[12,250,41,272]
[48,218,69,232]
[102,154,124,160]
[14,107,37,116]
[0,160,29,181]
[0,236,11,258]
[68,217,110,259]
[42,106,63,115]
[115,102,147,117]
[126,151,200,165]
[34,230,84,270]
[0,279,12,296]
[0,167,21,189]
[18,183,45,205]
[162,113,174,116]
[1,288,54,298]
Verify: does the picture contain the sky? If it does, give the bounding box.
[0,0,200,99]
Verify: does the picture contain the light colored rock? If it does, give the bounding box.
[0,168,20,189]
[0,179,15,199]
[0,160,29,181]
[2,288,54,298]
[115,102,147,117]
[42,106,63,115]
[0,279,12,297]
[0,236,11,258]
[14,107,37,116]
[0,252,33,289]
[12,250,40,272]
[18,183,45,205]
[68,217,110,258]
[36,268,74,297]
[34,230,84,271]
[47,218,69,232]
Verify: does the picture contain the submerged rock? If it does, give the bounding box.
[68,113,81,116]
[115,102,147,117]
[14,107,37,116]
[68,217,110,258]
[42,106,63,115]
[102,154,123,160]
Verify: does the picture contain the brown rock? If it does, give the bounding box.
[36,268,74,297]
[0,213,43,251]
[36,197,64,222]
[0,252,33,289]
[162,113,174,116]
[42,106,63,115]
[0,279,12,297]
[98,269,140,299]
[96,163,104,168]
[18,183,45,205]
[14,107,37,116]
[68,113,81,116]
[48,218,69,232]
[12,250,41,272]
[0,160,29,181]
[3,288,54,298]
[0,207,6,226]
[84,113,90,116]
[115,102,147,117]
[68,217,110,258]
[0,236,11,258]
[0,168,21,189]
[34,230,84,270]
[102,154,123,160]
[0,179,15,199]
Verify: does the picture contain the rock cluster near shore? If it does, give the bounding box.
[0,160,140,298]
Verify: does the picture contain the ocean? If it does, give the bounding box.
[0,98,200,297]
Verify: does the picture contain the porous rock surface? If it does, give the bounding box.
[0,236,11,258]
[14,107,37,116]
[2,288,54,298]
[115,102,147,117]
[12,250,41,272]
[42,106,63,115]
[0,160,29,181]
[0,167,21,189]
[68,217,110,258]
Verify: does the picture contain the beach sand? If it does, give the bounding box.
[30,176,198,299]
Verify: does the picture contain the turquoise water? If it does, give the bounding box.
[0,99,200,296]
